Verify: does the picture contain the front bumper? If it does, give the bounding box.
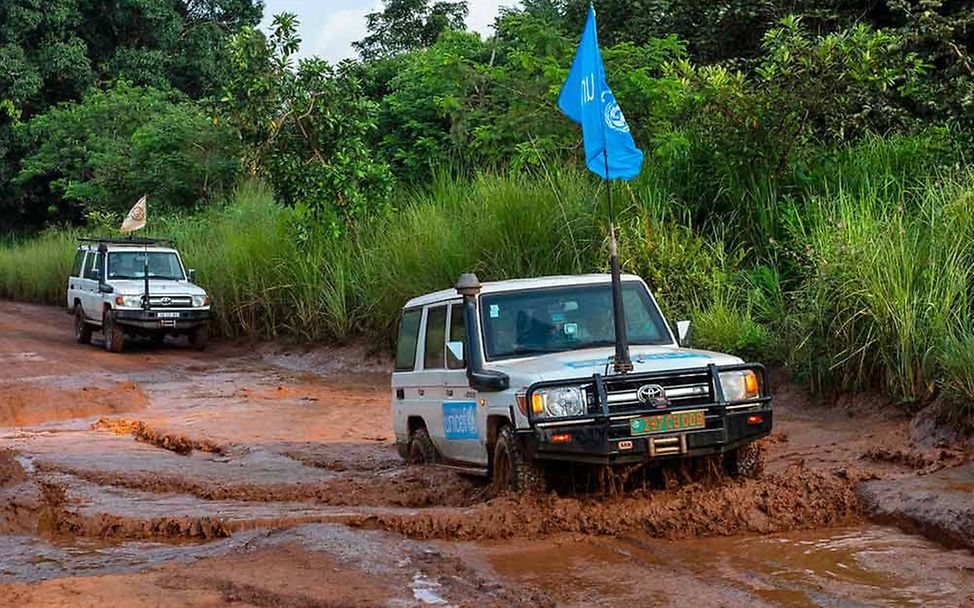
[112,308,211,331]
[518,363,773,466]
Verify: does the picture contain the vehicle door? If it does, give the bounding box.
[79,250,103,321]
[441,301,487,466]
[391,308,423,447]
[415,304,458,459]
[66,249,87,310]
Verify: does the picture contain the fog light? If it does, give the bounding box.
[747,415,764,425]
[551,433,571,443]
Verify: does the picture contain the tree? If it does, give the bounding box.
[224,14,394,226]
[16,82,240,224]
[353,0,469,60]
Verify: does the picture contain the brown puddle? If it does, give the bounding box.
[463,525,974,607]
[0,382,147,427]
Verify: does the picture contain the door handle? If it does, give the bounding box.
[446,389,454,397]
[395,388,405,400]
[418,389,425,396]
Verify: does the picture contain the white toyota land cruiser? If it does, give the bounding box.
[392,273,772,492]
[66,238,212,353]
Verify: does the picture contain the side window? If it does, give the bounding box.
[447,303,466,370]
[84,252,103,280]
[71,250,86,277]
[395,310,422,371]
[423,306,447,370]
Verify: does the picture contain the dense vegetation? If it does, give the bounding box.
[1,0,972,418]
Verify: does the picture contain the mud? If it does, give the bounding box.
[367,463,863,541]
[0,382,147,427]
[93,418,225,455]
[0,301,971,606]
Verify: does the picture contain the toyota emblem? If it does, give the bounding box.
[160,297,172,305]
[637,384,669,408]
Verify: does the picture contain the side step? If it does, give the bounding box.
[434,463,489,477]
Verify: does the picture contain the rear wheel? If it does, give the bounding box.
[726,442,765,479]
[103,310,125,353]
[74,307,92,345]
[406,427,438,464]
[491,425,545,495]
[189,324,209,351]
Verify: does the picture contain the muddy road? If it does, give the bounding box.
[0,301,971,607]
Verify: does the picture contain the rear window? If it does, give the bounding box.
[71,250,86,277]
[395,310,422,371]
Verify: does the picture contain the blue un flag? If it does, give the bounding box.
[558,5,644,181]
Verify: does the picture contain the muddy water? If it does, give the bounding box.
[465,526,974,606]
[0,301,972,607]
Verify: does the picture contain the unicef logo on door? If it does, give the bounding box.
[604,101,630,133]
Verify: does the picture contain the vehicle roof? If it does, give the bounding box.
[77,243,179,253]
[404,274,645,309]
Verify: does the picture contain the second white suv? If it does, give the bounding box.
[66,238,212,352]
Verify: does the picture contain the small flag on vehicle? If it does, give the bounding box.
[557,5,644,180]
[120,195,147,234]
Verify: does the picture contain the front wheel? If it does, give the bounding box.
[491,425,545,495]
[75,307,92,345]
[726,442,765,479]
[189,324,209,351]
[103,310,125,353]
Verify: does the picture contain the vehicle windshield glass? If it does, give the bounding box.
[480,282,672,360]
[107,251,185,281]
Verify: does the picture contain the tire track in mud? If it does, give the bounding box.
[354,464,865,542]
[92,418,226,455]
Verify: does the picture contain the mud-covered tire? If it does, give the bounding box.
[189,324,209,351]
[74,307,93,345]
[491,425,545,495]
[102,310,125,353]
[406,427,438,465]
[726,442,765,479]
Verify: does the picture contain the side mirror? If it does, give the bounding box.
[98,283,114,294]
[676,320,692,347]
[187,269,196,282]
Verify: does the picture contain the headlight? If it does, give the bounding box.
[531,386,586,418]
[192,295,211,307]
[114,295,143,308]
[719,370,760,402]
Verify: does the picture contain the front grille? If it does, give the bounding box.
[602,370,714,413]
[148,295,192,308]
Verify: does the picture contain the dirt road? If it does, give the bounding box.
[0,301,971,607]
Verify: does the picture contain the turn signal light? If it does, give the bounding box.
[747,415,764,425]
[114,296,124,306]
[531,393,544,415]
[551,433,572,443]
[744,371,759,398]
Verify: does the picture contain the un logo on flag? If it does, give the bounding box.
[604,101,630,133]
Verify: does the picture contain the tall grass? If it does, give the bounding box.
[2,131,973,418]
[0,228,80,304]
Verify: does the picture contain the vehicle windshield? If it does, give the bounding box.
[480,282,672,360]
[107,251,185,281]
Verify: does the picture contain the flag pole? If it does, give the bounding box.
[604,149,632,374]
[143,240,149,311]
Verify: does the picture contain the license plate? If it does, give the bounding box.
[157,312,180,319]
[630,410,706,436]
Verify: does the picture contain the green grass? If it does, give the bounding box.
[2,131,973,418]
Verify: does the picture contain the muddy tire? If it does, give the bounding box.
[189,324,209,351]
[726,442,765,479]
[74,307,93,345]
[102,310,125,353]
[406,427,438,465]
[491,425,545,495]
